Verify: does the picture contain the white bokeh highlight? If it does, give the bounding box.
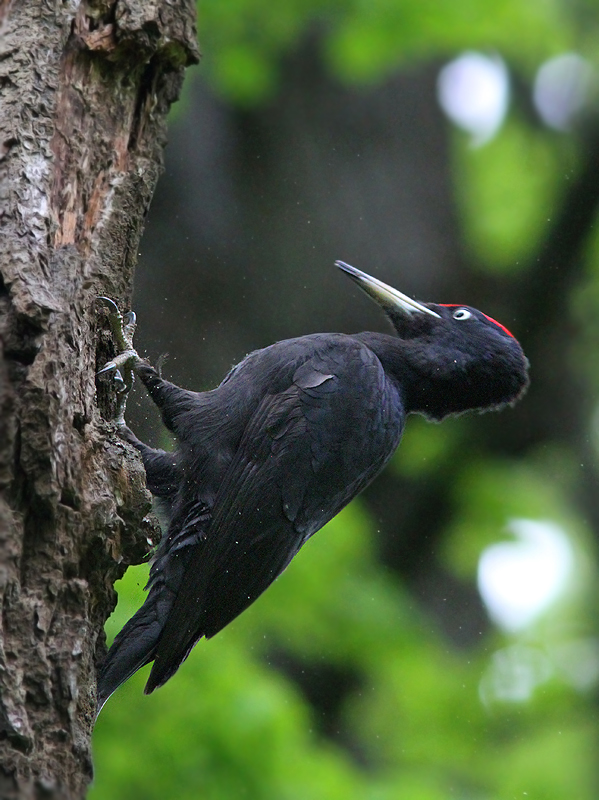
[479,644,553,705]
[533,53,593,130]
[437,52,509,146]
[477,518,574,632]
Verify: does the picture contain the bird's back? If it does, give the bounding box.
[98,332,408,706]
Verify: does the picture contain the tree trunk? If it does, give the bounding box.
[0,2,198,797]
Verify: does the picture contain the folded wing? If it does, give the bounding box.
[146,346,403,693]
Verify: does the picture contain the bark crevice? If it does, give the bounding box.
[0,1,198,797]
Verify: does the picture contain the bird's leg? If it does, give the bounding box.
[97,297,141,427]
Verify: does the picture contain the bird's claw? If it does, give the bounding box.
[97,296,119,315]
[97,360,117,376]
[97,297,141,425]
[97,297,138,353]
[97,363,128,393]
[112,369,128,395]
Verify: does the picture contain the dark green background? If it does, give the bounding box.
[92,1,599,796]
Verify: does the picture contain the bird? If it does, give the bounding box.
[95,261,529,714]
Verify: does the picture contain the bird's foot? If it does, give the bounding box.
[97,297,141,426]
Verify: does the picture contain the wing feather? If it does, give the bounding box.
[145,346,404,692]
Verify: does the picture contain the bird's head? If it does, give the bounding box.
[336,260,529,419]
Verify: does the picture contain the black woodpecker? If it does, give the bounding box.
[95,261,529,714]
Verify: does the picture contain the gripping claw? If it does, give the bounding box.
[113,369,127,394]
[97,296,120,315]
[97,297,141,426]
[97,360,117,376]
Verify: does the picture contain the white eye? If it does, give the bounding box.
[453,308,472,321]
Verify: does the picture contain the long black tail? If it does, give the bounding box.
[96,589,168,717]
[96,497,212,716]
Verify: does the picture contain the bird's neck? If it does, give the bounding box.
[355,331,479,421]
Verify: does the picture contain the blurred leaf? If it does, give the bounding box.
[455,119,578,272]
[198,0,577,104]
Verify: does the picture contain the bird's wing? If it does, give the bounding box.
[146,348,402,692]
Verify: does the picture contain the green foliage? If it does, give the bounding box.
[198,0,576,104]
[92,0,599,796]
[390,416,467,478]
[441,458,574,577]
[325,0,571,84]
[92,498,598,799]
[454,120,578,273]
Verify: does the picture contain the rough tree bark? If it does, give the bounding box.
[0,2,198,797]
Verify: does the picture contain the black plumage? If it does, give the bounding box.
[96,261,529,713]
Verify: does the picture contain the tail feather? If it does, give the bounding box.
[96,600,164,717]
[96,520,208,716]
